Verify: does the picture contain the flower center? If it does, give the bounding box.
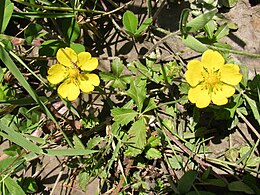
[202,69,221,90]
[68,67,80,78]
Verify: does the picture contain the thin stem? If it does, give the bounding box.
[237,110,260,140]
[208,45,260,58]
[12,0,105,14]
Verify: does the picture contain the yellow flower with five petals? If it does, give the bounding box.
[185,50,242,108]
[47,47,100,101]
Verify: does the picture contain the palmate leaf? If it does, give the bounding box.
[126,79,147,111]
[125,118,147,157]
[111,108,138,126]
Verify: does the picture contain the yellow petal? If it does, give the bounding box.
[185,60,204,87]
[201,50,225,71]
[77,52,92,69]
[78,53,98,71]
[79,80,95,93]
[78,73,100,93]
[219,64,242,85]
[57,47,77,67]
[57,80,80,101]
[47,64,68,84]
[188,85,211,108]
[86,73,100,86]
[211,84,235,105]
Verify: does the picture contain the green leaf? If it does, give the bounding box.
[147,136,160,147]
[78,172,91,192]
[39,39,67,56]
[123,11,138,34]
[4,176,26,195]
[228,181,255,194]
[186,8,218,32]
[215,23,230,40]
[186,191,215,195]
[73,135,85,149]
[111,108,138,126]
[20,177,38,193]
[0,121,43,154]
[111,58,124,77]
[202,179,227,187]
[62,17,80,42]
[182,34,208,52]
[70,43,85,54]
[142,98,157,114]
[125,118,147,157]
[0,0,14,33]
[135,17,152,35]
[169,156,183,169]
[126,79,147,111]
[86,136,102,149]
[145,148,162,159]
[243,94,260,125]
[177,170,198,194]
[225,148,238,162]
[204,20,216,39]
[24,23,43,44]
[99,72,116,82]
[179,8,190,35]
[45,149,98,156]
[221,0,238,8]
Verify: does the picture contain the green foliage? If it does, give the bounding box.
[123,10,152,37]
[0,0,14,33]
[0,0,259,194]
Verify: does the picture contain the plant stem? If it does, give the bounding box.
[208,45,260,58]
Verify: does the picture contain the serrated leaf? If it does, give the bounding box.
[86,136,102,149]
[123,11,138,34]
[73,135,85,149]
[125,118,147,157]
[99,72,116,82]
[186,9,218,32]
[0,0,14,33]
[135,17,152,35]
[142,98,157,113]
[182,34,208,52]
[177,170,198,194]
[243,94,260,125]
[78,172,91,192]
[111,58,124,77]
[126,79,147,111]
[111,108,138,126]
[145,148,162,159]
[228,181,255,194]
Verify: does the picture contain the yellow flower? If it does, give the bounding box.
[47,47,100,101]
[185,50,242,108]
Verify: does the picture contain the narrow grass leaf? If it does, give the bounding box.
[45,149,98,156]
[228,181,254,194]
[0,0,14,32]
[4,176,26,195]
[0,122,43,154]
